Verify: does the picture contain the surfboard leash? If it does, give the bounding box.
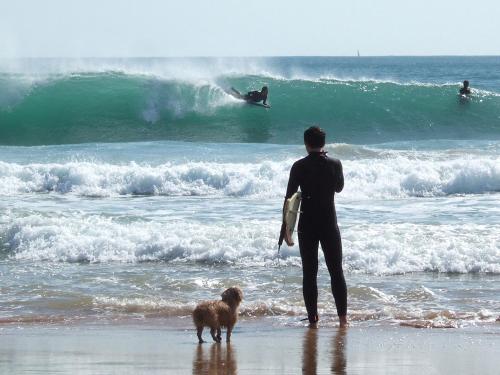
[272,244,287,295]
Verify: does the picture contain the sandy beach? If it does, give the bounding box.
[1,319,498,374]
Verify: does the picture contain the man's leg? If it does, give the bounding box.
[299,232,320,323]
[320,229,347,321]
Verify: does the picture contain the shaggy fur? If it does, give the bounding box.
[192,287,243,343]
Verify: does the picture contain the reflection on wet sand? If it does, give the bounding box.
[331,328,347,375]
[302,328,318,374]
[302,328,347,375]
[192,343,237,375]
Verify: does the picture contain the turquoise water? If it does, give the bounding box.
[0,57,499,327]
[1,57,500,145]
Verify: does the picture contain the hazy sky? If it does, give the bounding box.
[1,0,499,57]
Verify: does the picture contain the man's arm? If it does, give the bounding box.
[285,163,299,199]
[335,160,344,193]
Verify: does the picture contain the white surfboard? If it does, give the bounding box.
[284,191,302,241]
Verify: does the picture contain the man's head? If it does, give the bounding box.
[261,86,268,94]
[463,80,469,88]
[304,126,326,151]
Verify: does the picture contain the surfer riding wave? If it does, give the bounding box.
[230,86,269,107]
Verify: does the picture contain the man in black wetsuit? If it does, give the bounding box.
[459,80,471,95]
[244,86,268,105]
[280,126,348,327]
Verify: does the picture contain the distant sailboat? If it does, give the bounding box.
[357,50,360,57]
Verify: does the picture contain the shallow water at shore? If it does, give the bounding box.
[1,261,498,329]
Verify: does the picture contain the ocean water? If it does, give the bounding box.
[0,57,499,328]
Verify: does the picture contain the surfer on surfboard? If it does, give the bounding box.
[459,80,471,96]
[230,86,270,107]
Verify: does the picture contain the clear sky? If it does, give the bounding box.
[1,0,499,57]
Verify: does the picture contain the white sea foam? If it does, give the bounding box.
[1,151,499,199]
[0,160,288,197]
[2,212,499,273]
[342,223,500,274]
[345,156,500,198]
[87,296,498,326]
[2,214,282,264]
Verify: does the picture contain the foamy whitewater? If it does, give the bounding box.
[0,57,499,328]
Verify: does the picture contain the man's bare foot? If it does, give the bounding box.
[339,315,349,328]
[308,314,319,328]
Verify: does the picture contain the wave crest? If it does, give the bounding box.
[1,151,499,198]
[3,213,498,273]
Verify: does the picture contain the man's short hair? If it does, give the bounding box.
[304,126,326,148]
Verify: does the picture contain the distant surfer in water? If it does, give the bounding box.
[459,80,471,96]
[230,86,269,106]
[279,126,348,328]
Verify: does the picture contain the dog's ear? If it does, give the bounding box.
[235,287,243,302]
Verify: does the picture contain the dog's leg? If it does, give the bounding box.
[226,325,233,343]
[216,327,222,342]
[197,326,205,343]
[210,327,219,343]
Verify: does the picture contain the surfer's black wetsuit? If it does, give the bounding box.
[244,91,267,105]
[459,87,471,95]
[284,151,347,320]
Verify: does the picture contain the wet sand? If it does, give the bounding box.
[0,321,498,374]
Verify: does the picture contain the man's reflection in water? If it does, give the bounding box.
[192,343,237,375]
[301,328,347,375]
[331,328,347,375]
[302,328,318,374]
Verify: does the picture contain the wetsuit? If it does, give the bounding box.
[284,151,347,321]
[459,87,471,95]
[244,91,267,105]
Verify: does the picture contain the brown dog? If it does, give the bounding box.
[192,287,243,343]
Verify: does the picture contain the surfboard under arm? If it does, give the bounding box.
[282,192,301,245]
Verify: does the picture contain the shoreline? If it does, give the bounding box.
[1,319,499,374]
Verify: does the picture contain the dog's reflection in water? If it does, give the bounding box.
[192,343,237,375]
[302,328,347,375]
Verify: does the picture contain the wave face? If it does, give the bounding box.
[1,57,500,145]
